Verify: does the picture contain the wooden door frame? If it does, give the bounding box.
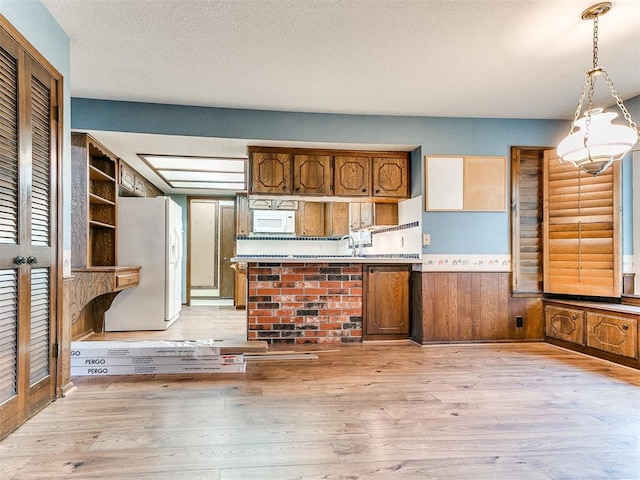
[186,196,236,305]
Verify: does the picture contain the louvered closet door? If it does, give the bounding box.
[0,27,58,440]
[543,150,621,297]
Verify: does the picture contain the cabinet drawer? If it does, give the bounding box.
[115,272,139,289]
[249,198,273,210]
[586,313,637,359]
[545,305,585,345]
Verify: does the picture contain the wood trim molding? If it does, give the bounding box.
[0,14,62,80]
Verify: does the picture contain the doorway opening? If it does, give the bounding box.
[187,197,236,306]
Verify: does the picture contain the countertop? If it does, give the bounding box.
[231,255,420,264]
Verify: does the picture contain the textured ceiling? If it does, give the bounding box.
[41,0,640,194]
[43,0,639,119]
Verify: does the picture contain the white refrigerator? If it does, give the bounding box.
[105,197,183,331]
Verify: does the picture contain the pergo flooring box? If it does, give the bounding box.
[71,362,247,376]
[71,340,223,358]
[71,354,244,367]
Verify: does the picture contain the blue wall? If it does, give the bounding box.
[622,95,640,256]
[3,1,637,259]
[71,98,569,255]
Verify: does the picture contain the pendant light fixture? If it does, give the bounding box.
[557,2,639,176]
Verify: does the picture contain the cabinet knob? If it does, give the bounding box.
[14,256,26,265]
[375,189,380,194]
[362,188,367,193]
[622,324,629,331]
[27,256,38,265]
[572,315,577,320]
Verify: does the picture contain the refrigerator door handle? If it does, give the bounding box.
[169,230,179,265]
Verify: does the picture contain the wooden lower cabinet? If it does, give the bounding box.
[544,300,640,368]
[545,305,585,345]
[233,262,247,310]
[364,265,410,340]
[586,312,637,359]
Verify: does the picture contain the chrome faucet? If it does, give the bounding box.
[340,234,357,257]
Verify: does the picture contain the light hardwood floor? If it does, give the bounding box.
[86,305,249,343]
[1,307,639,479]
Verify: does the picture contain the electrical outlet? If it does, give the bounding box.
[516,316,524,328]
[422,233,431,247]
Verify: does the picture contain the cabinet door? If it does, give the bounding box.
[274,200,298,210]
[325,202,349,237]
[250,152,292,194]
[236,195,251,236]
[234,263,247,309]
[359,203,374,229]
[364,265,410,339]
[133,175,146,197]
[334,156,371,196]
[119,162,136,193]
[372,157,409,197]
[545,305,585,345]
[293,155,332,195]
[248,198,273,210]
[297,202,326,237]
[586,312,637,358]
[349,203,362,230]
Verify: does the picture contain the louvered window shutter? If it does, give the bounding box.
[543,150,621,297]
[511,148,544,294]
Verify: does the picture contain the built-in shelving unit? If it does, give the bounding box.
[71,133,119,268]
[70,132,141,340]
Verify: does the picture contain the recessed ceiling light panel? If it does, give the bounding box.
[139,154,247,191]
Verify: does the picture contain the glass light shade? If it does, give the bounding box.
[558,109,638,174]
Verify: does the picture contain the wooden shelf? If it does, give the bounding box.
[89,220,116,229]
[89,164,115,182]
[72,133,119,268]
[89,193,115,206]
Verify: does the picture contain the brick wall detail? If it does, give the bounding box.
[247,263,363,345]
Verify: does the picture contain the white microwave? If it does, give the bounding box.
[253,209,296,234]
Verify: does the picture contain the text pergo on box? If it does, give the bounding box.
[70,340,224,357]
[71,354,244,366]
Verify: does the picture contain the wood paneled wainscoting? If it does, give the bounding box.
[411,272,543,344]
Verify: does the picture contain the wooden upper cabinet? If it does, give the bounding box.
[235,194,251,236]
[249,147,409,198]
[297,202,326,237]
[250,151,292,194]
[325,202,349,237]
[350,202,398,230]
[293,155,332,195]
[334,156,371,196]
[372,157,409,198]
